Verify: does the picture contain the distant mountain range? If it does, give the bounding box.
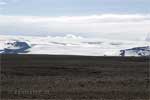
[0,34,149,56]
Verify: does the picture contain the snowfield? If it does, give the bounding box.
[0,34,150,56]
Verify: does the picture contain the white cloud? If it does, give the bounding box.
[0,14,150,40]
[0,1,7,5]
[0,0,20,6]
[11,0,20,2]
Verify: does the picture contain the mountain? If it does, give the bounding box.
[0,34,149,56]
[1,40,31,54]
[120,46,150,56]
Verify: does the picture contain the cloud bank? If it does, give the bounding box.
[0,14,150,40]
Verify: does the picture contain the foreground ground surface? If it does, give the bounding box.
[0,54,150,100]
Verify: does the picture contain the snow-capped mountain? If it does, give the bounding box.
[1,40,31,54]
[0,34,149,56]
[120,46,150,56]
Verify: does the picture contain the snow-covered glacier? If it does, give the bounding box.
[0,34,150,56]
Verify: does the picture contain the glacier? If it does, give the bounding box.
[0,34,150,56]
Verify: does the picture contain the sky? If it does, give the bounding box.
[0,0,150,40]
[0,0,150,16]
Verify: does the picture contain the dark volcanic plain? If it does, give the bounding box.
[0,54,150,100]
